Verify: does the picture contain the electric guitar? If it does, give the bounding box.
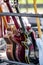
[14,1,38,64]
[4,0,26,63]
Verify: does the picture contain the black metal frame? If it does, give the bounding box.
[0,13,43,18]
[0,59,34,65]
[19,4,43,8]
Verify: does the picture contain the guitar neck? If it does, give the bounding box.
[14,0,26,32]
[15,6,26,32]
[4,0,20,30]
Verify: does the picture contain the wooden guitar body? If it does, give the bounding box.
[3,0,37,63]
[4,37,16,61]
[11,30,26,62]
[3,0,26,62]
[16,44,25,62]
[3,30,26,62]
[4,26,36,63]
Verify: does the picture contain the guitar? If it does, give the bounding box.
[4,0,26,63]
[14,0,38,64]
[4,36,14,60]
[4,0,38,64]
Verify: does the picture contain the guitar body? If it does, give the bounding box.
[4,37,16,61]
[16,33,25,62]
[3,0,26,62]
[9,36,18,61]
[11,31,26,62]
[4,0,37,63]
[16,44,25,62]
[4,30,26,62]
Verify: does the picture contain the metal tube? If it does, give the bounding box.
[33,0,42,37]
[0,13,43,17]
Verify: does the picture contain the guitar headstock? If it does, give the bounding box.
[14,0,18,7]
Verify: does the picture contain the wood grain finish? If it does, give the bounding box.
[4,37,14,60]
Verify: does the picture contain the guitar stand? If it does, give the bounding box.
[0,59,35,65]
